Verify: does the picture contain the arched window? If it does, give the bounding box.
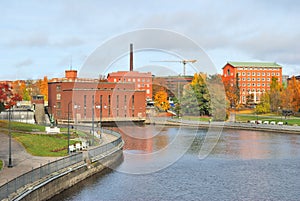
[227,69,230,76]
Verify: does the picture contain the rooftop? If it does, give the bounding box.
[226,61,282,68]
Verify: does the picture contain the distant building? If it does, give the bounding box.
[107,71,152,100]
[152,75,193,99]
[287,75,300,84]
[48,70,146,122]
[222,61,282,104]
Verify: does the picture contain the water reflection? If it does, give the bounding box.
[113,126,300,160]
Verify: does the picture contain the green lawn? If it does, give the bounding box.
[181,116,211,121]
[0,120,45,132]
[0,120,83,157]
[235,114,300,125]
[12,132,80,157]
[0,160,3,171]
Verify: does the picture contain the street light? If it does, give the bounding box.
[8,107,13,168]
[95,104,101,139]
[67,101,72,154]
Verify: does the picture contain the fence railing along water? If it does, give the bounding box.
[0,153,82,200]
[0,128,123,200]
[88,129,123,161]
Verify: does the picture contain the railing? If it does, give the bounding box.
[88,129,123,161]
[0,153,83,200]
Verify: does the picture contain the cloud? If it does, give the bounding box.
[15,59,34,68]
[8,34,84,48]
[8,34,49,47]
[53,37,85,48]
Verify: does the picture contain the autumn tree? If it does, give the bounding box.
[223,73,240,108]
[269,77,282,112]
[255,93,270,114]
[0,83,22,112]
[154,89,170,111]
[207,74,227,120]
[282,76,300,112]
[181,73,211,116]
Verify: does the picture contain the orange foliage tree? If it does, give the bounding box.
[0,83,22,111]
[282,76,300,112]
[154,89,170,111]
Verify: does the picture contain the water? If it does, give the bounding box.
[50,126,300,201]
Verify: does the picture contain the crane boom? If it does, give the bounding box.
[152,59,197,75]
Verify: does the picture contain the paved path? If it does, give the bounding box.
[0,131,117,186]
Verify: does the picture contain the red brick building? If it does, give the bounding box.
[222,61,282,104]
[48,70,146,122]
[107,71,152,100]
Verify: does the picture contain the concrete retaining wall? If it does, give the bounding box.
[19,150,123,201]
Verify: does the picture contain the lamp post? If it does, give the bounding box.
[95,104,101,139]
[67,101,72,154]
[8,107,13,168]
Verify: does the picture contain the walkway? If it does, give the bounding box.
[0,131,117,186]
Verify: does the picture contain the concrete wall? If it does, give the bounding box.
[20,150,123,201]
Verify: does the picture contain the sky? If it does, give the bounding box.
[1,0,300,80]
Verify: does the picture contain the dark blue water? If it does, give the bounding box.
[50,127,300,201]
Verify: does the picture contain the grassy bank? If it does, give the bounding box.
[0,120,83,157]
[235,114,300,125]
[0,160,3,171]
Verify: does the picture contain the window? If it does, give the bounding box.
[133,78,135,82]
[146,89,150,94]
[137,78,140,82]
[252,78,255,81]
[247,83,251,86]
[84,95,87,119]
[262,73,265,76]
[252,83,256,86]
[56,93,61,100]
[257,78,260,81]
[56,85,61,91]
[267,73,270,76]
[56,102,61,109]
[252,72,255,76]
[262,78,265,81]
[242,83,246,87]
[247,72,250,76]
[242,72,245,76]
[114,78,117,82]
[128,78,131,82]
[267,78,270,81]
[242,78,246,81]
[262,83,265,86]
[257,83,260,86]
[247,78,250,81]
[257,72,260,76]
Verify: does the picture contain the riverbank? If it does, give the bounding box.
[147,118,300,134]
[0,129,123,201]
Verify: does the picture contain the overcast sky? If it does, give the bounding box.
[1,0,299,80]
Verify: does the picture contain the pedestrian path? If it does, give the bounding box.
[0,131,117,186]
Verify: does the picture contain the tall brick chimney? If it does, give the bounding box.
[130,43,133,71]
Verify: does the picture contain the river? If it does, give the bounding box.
[50,125,300,201]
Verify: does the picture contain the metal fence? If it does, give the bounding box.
[88,129,123,161]
[0,153,83,200]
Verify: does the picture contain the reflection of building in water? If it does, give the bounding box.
[113,126,169,154]
[238,130,269,159]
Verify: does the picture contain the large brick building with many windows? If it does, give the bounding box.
[48,70,146,123]
[222,61,282,104]
[107,71,152,100]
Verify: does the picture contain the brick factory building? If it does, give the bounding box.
[222,61,282,104]
[48,70,146,123]
[107,71,152,100]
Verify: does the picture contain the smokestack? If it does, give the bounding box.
[130,43,133,71]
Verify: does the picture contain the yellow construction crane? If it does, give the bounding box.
[152,60,197,76]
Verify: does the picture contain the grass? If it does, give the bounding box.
[12,132,80,157]
[0,120,45,132]
[235,114,300,125]
[0,160,3,171]
[0,120,84,157]
[181,116,211,121]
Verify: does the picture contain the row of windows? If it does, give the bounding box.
[237,67,280,71]
[241,83,270,87]
[238,72,280,76]
[114,78,151,82]
[241,88,266,92]
[239,77,275,81]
